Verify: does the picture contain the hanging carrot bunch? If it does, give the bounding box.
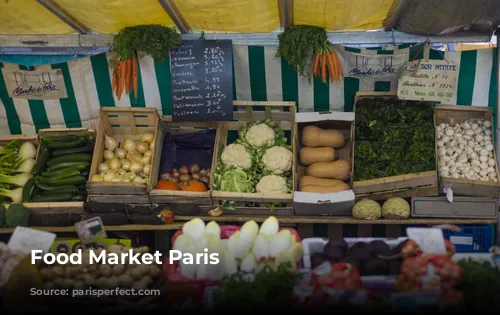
[112,57,138,101]
[312,43,344,84]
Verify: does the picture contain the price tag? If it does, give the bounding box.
[7,227,56,255]
[406,228,447,254]
[392,292,441,312]
[75,217,107,244]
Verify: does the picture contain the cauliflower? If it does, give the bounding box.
[256,175,288,194]
[381,197,410,219]
[261,146,293,175]
[221,143,253,169]
[352,198,381,220]
[245,123,276,148]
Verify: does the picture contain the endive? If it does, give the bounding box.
[235,220,259,259]
[182,218,205,240]
[240,251,258,273]
[259,216,279,236]
[179,241,197,278]
[269,229,292,258]
[274,250,296,271]
[223,248,238,276]
[252,234,270,262]
[227,231,240,255]
[205,221,221,238]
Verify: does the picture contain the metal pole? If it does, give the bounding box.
[495,29,500,245]
[36,0,91,34]
[157,0,191,34]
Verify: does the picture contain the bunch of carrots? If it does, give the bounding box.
[312,44,344,84]
[112,57,138,101]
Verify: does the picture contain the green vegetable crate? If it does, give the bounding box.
[148,117,221,207]
[27,128,95,223]
[435,104,500,198]
[210,101,297,216]
[352,92,439,200]
[87,107,159,205]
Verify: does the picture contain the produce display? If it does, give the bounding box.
[156,164,209,191]
[0,242,28,289]
[352,197,410,220]
[90,133,154,185]
[40,244,162,291]
[298,125,351,193]
[436,118,498,181]
[0,203,29,228]
[30,134,94,202]
[0,140,37,203]
[171,216,302,279]
[212,120,293,208]
[354,98,435,181]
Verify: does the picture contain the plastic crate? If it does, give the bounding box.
[442,224,494,253]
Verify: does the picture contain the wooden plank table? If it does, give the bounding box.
[0,224,183,234]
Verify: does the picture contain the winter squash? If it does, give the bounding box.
[155,179,179,190]
[181,180,208,192]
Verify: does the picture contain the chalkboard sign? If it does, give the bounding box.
[170,39,233,121]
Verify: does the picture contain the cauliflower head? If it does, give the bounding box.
[221,143,253,170]
[261,146,293,175]
[381,197,410,219]
[245,123,276,149]
[352,198,381,220]
[256,175,288,194]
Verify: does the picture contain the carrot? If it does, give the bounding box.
[132,57,138,101]
[116,60,125,100]
[329,52,338,81]
[321,53,327,83]
[312,54,319,77]
[111,68,117,93]
[325,53,334,81]
[124,59,131,95]
[333,51,344,78]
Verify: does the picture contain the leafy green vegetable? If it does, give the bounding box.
[5,203,29,227]
[354,98,435,181]
[213,166,256,193]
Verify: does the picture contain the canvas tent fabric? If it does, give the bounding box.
[0,44,496,135]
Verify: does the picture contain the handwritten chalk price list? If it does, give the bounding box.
[397,59,458,103]
[170,39,233,121]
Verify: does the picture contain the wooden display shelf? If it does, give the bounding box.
[0,223,183,234]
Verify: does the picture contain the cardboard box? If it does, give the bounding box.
[294,112,355,216]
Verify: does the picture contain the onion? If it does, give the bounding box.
[206,168,211,177]
[124,172,136,180]
[130,161,144,174]
[179,174,190,182]
[199,169,207,177]
[136,141,148,154]
[103,171,116,182]
[143,150,152,158]
[200,176,210,183]
[109,158,121,170]
[117,168,127,176]
[111,177,122,182]
[104,135,117,151]
[123,139,136,152]
[179,166,189,175]
[189,164,200,174]
[128,152,143,163]
[160,172,171,180]
[91,174,103,182]
[171,170,180,178]
[103,150,114,161]
[191,173,200,180]
[140,155,151,165]
[120,159,131,171]
[114,148,127,159]
[140,133,154,144]
[97,163,109,174]
[143,164,151,176]
[133,176,146,184]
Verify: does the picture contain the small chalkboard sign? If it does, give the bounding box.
[170,39,233,121]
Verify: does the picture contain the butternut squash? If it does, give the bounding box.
[299,176,344,189]
[300,182,351,193]
[301,125,345,148]
[306,160,351,181]
[299,147,335,166]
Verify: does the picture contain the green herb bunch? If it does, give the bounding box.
[354,98,435,181]
[111,24,182,61]
[276,25,328,81]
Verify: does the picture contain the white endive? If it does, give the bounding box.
[193,234,209,254]
[287,242,303,262]
[196,261,209,280]
[205,221,221,238]
[269,229,292,258]
[252,234,270,262]
[182,218,205,240]
[179,241,197,278]
[240,251,258,273]
[235,220,259,259]
[173,234,192,252]
[223,248,238,276]
[227,231,240,255]
[259,216,279,236]
[274,250,296,271]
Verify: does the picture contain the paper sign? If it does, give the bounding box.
[397,59,458,103]
[406,228,447,254]
[75,217,107,244]
[7,227,56,255]
[1,68,68,100]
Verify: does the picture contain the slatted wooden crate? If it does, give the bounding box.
[352,91,439,200]
[210,101,297,216]
[87,108,159,204]
[435,104,500,198]
[149,117,220,205]
[26,128,94,214]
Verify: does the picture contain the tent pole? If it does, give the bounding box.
[157,0,191,34]
[496,29,500,245]
[36,0,91,34]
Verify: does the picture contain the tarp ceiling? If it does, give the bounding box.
[0,0,499,36]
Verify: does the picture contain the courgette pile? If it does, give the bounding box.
[26,134,94,202]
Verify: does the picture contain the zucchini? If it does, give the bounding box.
[38,175,85,186]
[47,153,91,166]
[41,169,81,180]
[31,143,50,175]
[52,145,92,156]
[32,193,75,202]
[40,187,79,195]
[41,135,77,144]
[47,137,86,149]
[22,177,36,202]
[72,194,85,201]
[46,162,90,172]
[42,164,88,177]
[35,183,79,191]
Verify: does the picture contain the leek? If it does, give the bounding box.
[0,173,32,187]
[0,187,23,203]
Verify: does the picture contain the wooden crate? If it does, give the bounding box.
[148,117,220,205]
[25,128,93,214]
[211,101,297,216]
[87,108,159,204]
[352,91,439,198]
[435,104,500,198]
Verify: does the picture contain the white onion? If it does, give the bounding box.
[123,139,136,152]
[103,150,114,161]
[143,150,152,158]
[140,133,154,144]
[488,158,496,166]
[143,164,151,176]
[487,167,496,174]
[479,155,488,163]
[479,149,488,156]
[136,141,148,154]
[121,159,131,171]
[104,135,117,151]
[91,174,103,182]
[97,163,109,174]
[140,155,151,165]
[130,161,143,174]
[437,141,444,147]
[109,158,121,170]
[483,120,492,128]
[117,168,127,176]
[486,144,494,152]
[115,148,127,159]
[103,172,116,182]
[442,136,450,143]
[480,163,488,170]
